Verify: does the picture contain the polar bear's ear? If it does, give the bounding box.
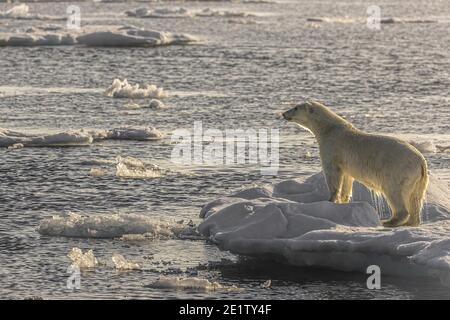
[305,101,315,114]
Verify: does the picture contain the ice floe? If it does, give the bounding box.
[38,212,198,239]
[68,247,98,269]
[104,79,167,99]
[0,25,197,47]
[198,172,450,283]
[0,128,93,147]
[0,127,163,148]
[126,7,256,19]
[77,25,197,47]
[106,127,164,140]
[89,167,108,177]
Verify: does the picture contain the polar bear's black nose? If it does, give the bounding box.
[282,111,291,120]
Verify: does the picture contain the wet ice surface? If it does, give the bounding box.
[0,0,449,299]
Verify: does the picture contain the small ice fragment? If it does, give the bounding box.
[116,156,163,179]
[68,247,98,269]
[111,253,141,270]
[104,79,167,99]
[7,143,24,150]
[124,102,141,109]
[148,99,166,109]
[90,167,107,177]
[261,279,271,288]
[0,4,29,18]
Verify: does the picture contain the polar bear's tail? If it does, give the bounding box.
[407,162,429,227]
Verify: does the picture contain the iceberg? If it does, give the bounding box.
[198,172,450,283]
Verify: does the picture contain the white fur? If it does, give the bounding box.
[283,100,429,227]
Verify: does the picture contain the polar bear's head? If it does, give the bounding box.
[282,101,316,129]
[283,100,352,134]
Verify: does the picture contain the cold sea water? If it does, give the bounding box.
[0,0,449,299]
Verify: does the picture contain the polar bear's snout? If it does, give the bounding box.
[282,107,296,121]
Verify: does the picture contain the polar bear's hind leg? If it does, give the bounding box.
[404,164,429,226]
[382,188,410,227]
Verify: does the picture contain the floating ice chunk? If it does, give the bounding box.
[148,99,166,109]
[126,7,192,18]
[39,212,190,239]
[90,168,108,177]
[409,140,437,154]
[0,25,196,47]
[196,8,255,18]
[111,254,141,270]
[77,25,197,47]
[0,128,93,147]
[7,143,24,150]
[104,79,167,99]
[199,172,450,282]
[68,247,98,269]
[0,32,77,46]
[0,4,29,18]
[116,156,163,179]
[436,145,450,153]
[149,276,223,291]
[108,127,164,141]
[0,4,65,21]
[124,102,142,109]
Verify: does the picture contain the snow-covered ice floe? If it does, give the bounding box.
[38,212,200,239]
[104,79,167,99]
[0,127,163,148]
[0,4,65,21]
[198,172,450,283]
[0,25,197,47]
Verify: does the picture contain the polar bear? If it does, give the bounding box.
[282,100,428,227]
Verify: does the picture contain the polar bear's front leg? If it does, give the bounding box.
[323,163,344,203]
[340,175,354,203]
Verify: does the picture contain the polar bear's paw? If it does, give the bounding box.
[382,216,409,228]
